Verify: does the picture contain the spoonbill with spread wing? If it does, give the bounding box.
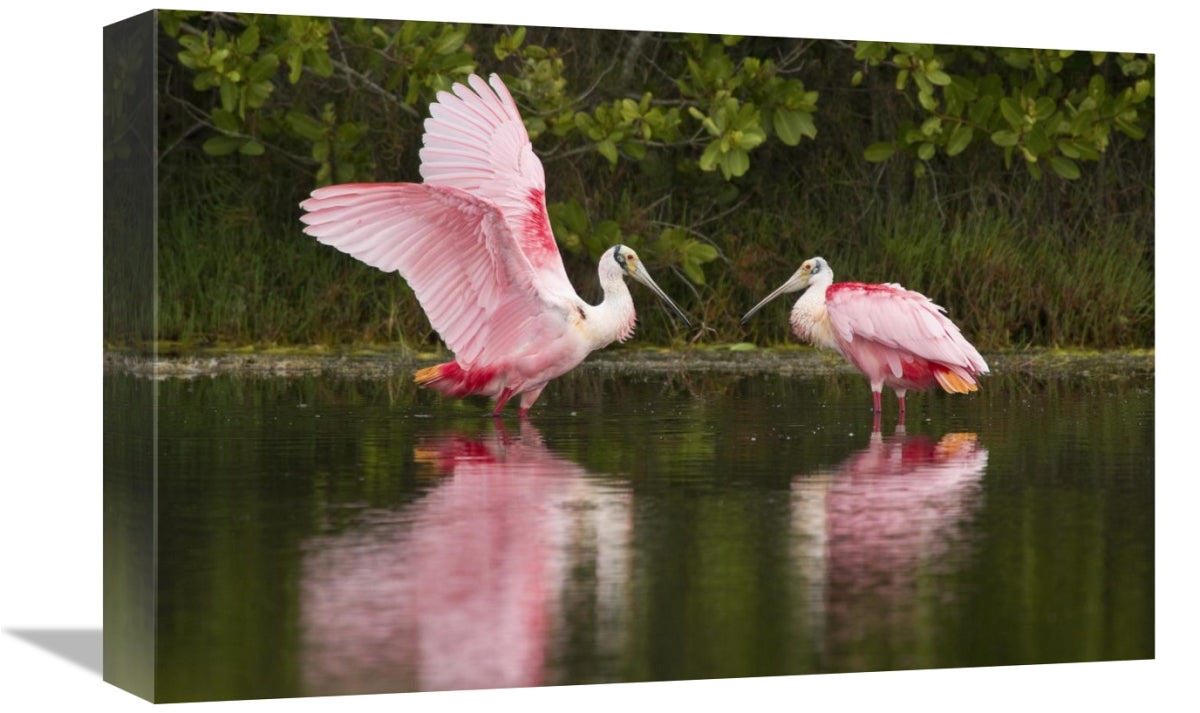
[300,74,690,416]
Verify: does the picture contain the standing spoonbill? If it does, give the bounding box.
[300,74,690,416]
[741,257,988,419]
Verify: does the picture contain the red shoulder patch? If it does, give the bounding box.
[827,281,904,298]
[521,189,559,265]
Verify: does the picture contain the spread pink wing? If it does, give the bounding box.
[418,73,574,298]
[299,183,564,369]
[825,283,989,375]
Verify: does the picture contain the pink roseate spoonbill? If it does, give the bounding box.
[741,257,988,418]
[299,74,690,416]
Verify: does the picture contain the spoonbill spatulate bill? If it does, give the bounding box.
[300,74,690,416]
[741,257,988,417]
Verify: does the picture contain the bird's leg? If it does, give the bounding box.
[492,388,516,417]
[896,389,907,427]
[872,390,883,414]
[871,410,882,434]
[517,385,546,418]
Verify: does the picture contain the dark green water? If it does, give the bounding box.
[104,361,1153,702]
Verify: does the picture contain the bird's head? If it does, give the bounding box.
[740,256,833,324]
[604,245,691,326]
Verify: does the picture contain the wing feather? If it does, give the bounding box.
[418,74,573,297]
[300,182,564,368]
[826,283,988,374]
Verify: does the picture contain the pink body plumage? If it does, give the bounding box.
[743,257,988,420]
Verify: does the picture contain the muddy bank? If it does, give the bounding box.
[104,346,1154,381]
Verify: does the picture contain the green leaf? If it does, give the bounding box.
[991,130,1019,147]
[969,93,997,124]
[1115,116,1146,140]
[244,80,273,109]
[1073,141,1101,161]
[946,124,973,156]
[212,108,239,132]
[219,79,237,113]
[699,141,722,172]
[854,41,888,62]
[287,49,303,84]
[687,241,719,262]
[311,139,329,162]
[734,125,766,151]
[202,134,241,156]
[926,69,952,86]
[1034,97,1056,119]
[999,97,1024,128]
[863,142,896,162]
[287,112,326,141]
[238,140,265,156]
[336,122,363,146]
[914,72,933,95]
[773,109,815,146]
[237,25,260,54]
[594,220,621,245]
[1049,155,1081,179]
[432,28,467,55]
[247,53,279,82]
[1056,140,1081,159]
[917,142,935,160]
[307,49,334,78]
[920,116,942,136]
[549,200,588,235]
[1024,125,1053,156]
[194,70,220,91]
[596,139,618,166]
[720,148,750,179]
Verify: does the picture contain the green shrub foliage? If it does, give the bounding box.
[153,12,1154,350]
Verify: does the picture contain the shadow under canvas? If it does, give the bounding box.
[6,629,103,677]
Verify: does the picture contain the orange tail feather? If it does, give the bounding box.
[934,368,978,394]
[413,364,444,387]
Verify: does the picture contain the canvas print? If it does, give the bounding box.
[103,9,1154,703]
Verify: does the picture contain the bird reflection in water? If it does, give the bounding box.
[299,421,632,695]
[791,428,988,668]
